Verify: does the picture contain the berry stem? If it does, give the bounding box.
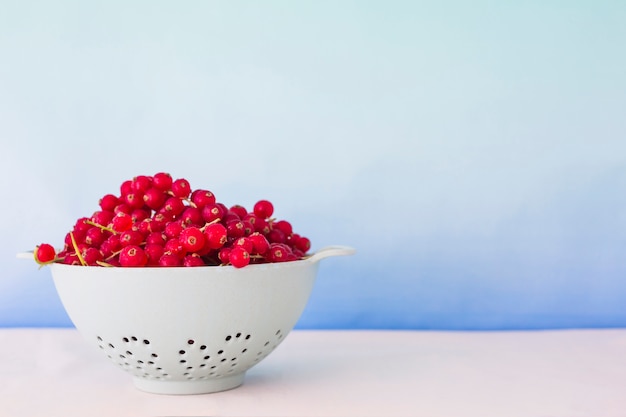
[85,220,116,234]
[69,232,87,266]
[199,217,221,232]
[105,248,123,261]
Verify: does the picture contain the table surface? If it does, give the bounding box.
[1,328,625,417]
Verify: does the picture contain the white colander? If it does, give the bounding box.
[43,245,355,395]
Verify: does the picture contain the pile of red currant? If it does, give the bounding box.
[33,173,311,268]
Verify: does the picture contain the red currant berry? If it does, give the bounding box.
[241,220,254,236]
[146,232,167,246]
[179,227,206,253]
[99,194,119,212]
[144,243,165,266]
[295,236,311,253]
[85,227,107,247]
[120,179,133,196]
[100,236,120,258]
[183,254,206,267]
[229,246,250,268]
[123,191,145,209]
[112,212,133,232]
[143,187,167,210]
[131,208,150,223]
[91,210,114,227]
[119,230,144,247]
[233,237,254,254]
[153,172,173,191]
[34,243,56,265]
[226,220,246,239]
[159,253,182,267]
[249,232,270,255]
[132,175,153,192]
[267,228,286,244]
[202,203,225,223]
[273,220,293,236]
[161,197,186,218]
[267,243,291,263]
[229,204,248,219]
[165,238,187,258]
[253,200,274,219]
[204,223,228,249]
[218,247,231,264]
[114,203,132,215]
[82,247,103,266]
[150,213,168,232]
[180,207,203,227]
[119,245,148,267]
[74,217,91,233]
[171,178,191,198]
[190,189,216,208]
[254,217,271,234]
[164,220,184,239]
[62,252,80,265]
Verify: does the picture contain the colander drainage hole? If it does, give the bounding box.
[225,333,251,342]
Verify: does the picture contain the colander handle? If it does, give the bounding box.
[307,245,356,263]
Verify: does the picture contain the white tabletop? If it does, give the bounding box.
[1,328,625,417]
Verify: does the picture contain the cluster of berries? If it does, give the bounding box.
[33,173,311,268]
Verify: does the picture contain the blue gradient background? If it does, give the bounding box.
[2,1,626,329]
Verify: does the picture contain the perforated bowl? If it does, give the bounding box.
[45,245,355,395]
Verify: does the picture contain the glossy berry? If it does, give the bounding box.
[229,246,250,268]
[152,172,173,191]
[179,227,205,253]
[82,247,103,266]
[112,212,133,232]
[171,178,191,198]
[273,220,293,236]
[143,187,167,210]
[204,223,228,249]
[267,243,290,263]
[144,244,165,266]
[233,237,254,254]
[190,189,216,208]
[99,194,119,211]
[119,230,144,247]
[229,205,248,219]
[226,220,246,239]
[132,175,153,192]
[159,253,182,267]
[34,244,56,265]
[202,204,225,223]
[218,247,231,264]
[161,197,186,219]
[183,254,205,267]
[249,233,270,255]
[119,245,148,267]
[295,236,311,253]
[253,200,274,219]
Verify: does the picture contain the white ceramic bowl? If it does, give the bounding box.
[46,245,355,395]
